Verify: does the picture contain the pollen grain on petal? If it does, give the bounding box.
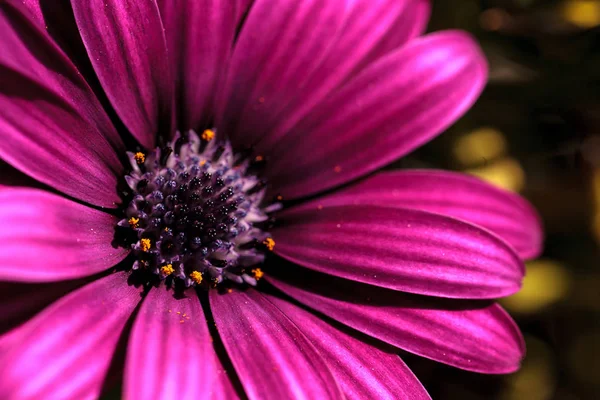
[263,237,276,251]
[201,129,215,141]
[140,238,152,252]
[190,271,203,284]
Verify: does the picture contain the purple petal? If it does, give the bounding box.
[158,0,242,131]
[310,170,543,260]
[265,31,488,199]
[0,1,125,207]
[0,188,129,282]
[71,0,173,148]
[209,289,343,400]
[0,278,89,335]
[216,0,349,149]
[125,287,218,400]
[249,0,414,155]
[352,0,431,76]
[0,272,142,399]
[273,205,524,299]
[267,269,525,374]
[266,294,431,400]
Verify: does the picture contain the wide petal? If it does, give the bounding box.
[267,268,525,374]
[216,0,349,148]
[158,0,243,131]
[0,188,129,282]
[266,294,431,400]
[209,289,343,400]
[0,272,142,399]
[0,1,125,207]
[71,0,173,148]
[273,205,524,299]
[255,0,431,155]
[265,31,488,199]
[125,287,218,400]
[309,170,543,259]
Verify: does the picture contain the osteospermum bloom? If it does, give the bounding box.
[0,0,543,399]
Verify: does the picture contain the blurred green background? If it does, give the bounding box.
[396,1,600,398]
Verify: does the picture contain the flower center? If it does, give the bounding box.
[117,129,279,288]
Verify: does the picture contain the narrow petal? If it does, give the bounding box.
[0,272,142,399]
[309,170,543,259]
[273,205,524,299]
[216,0,349,148]
[266,294,431,400]
[125,287,218,400]
[158,0,238,131]
[265,31,488,199]
[267,268,525,374]
[209,289,343,400]
[0,1,125,207]
[0,188,129,282]
[71,0,173,148]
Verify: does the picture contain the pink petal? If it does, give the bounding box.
[248,0,412,154]
[0,272,142,399]
[216,0,349,148]
[71,0,173,149]
[267,269,525,374]
[209,289,343,400]
[273,205,524,299]
[125,287,220,400]
[265,31,488,199]
[352,0,431,75]
[0,188,129,282]
[158,0,243,131]
[308,170,543,260]
[266,294,431,400]
[0,1,125,207]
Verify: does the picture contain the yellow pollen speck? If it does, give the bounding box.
[263,237,275,251]
[334,165,342,173]
[180,319,185,323]
[160,264,175,276]
[255,155,264,162]
[128,217,140,228]
[227,288,233,294]
[134,152,146,164]
[177,311,181,315]
[201,129,215,141]
[276,195,283,202]
[200,160,207,166]
[252,268,264,280]
[190,271,203,284]
[140,238,152,252]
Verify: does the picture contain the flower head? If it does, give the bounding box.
[0,0,543,399]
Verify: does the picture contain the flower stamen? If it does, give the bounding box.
[263,237,276,251]
[134,152,146,164]
[190,271,203,284]
[201,129,215,141]
[140,238,152,252]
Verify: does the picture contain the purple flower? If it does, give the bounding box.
[0,0,543,399]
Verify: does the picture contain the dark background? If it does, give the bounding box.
[397,1,600,398]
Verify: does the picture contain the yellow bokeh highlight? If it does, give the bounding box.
[562,0,600,28]
[466,157,525,192]
[453,127,508,167]
[502,260,570,314]
[501,336,555,400]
